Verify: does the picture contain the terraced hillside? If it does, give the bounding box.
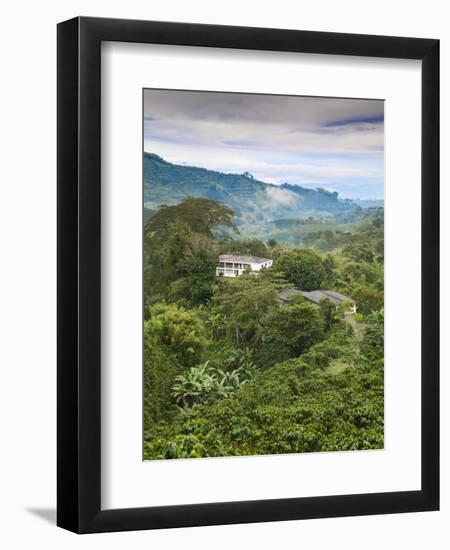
[143,153,360,226]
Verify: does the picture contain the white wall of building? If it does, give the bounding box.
[216,259,273,277]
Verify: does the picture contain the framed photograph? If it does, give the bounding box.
[57,17,439,533]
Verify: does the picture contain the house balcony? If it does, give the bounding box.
[216,267,244,277]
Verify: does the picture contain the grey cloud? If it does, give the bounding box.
[144,89,383,128]
[143,89,384,199]
[143,89,384,156]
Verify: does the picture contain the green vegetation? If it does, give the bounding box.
[143,190,384,459]
[274,249,326,290]
[143,153,363,237]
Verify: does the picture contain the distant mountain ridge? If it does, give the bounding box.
[143,152,379,226]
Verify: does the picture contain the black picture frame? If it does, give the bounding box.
[57,16,439,533]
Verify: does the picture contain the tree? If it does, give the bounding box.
[163,221,193,282]
[144,220,192,304]
[352,287,384,314]
[144,199,238,305]
[182,234,217,305]
[322,254,336,286]
[145,303,208,368]
[146,219,218,306]
[187,247,217,305]
[218,237,269,258]
[258,302,324,365]
[214,271,285,345]
[273,249,326,290]
[342,242,374,263]
[361,309,384,361]
[143,330,180,428]
[374,238,384,262]
[372,217,383,228]
[319,297,338,330]
[145,197,238,239]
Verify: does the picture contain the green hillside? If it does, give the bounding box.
[144,153,361,224]
[143,207,156,224]
[144,153,268,214]
[240,207,384,246]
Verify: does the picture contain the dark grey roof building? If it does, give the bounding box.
[302,290,355,306]
[278,288,304,303]
[279,288,355,307]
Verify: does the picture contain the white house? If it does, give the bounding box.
[216,254,273,277]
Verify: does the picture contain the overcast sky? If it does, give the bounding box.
[143,89,384,200]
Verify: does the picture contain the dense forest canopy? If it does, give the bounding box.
[143,194,384,459]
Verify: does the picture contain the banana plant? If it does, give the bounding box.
[172,359,259,409]
[172,361,217,408]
